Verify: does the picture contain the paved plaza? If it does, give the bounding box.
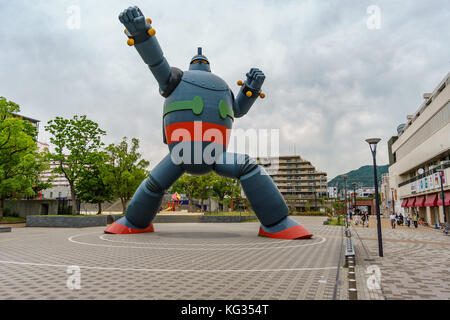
[1,216,450,300]
[350,218,450,300]
[0,217,345,300]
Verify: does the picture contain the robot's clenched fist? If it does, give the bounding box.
[105,5,313,241]
[119,6,148,36]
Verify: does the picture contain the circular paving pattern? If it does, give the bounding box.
[0,219,345,299]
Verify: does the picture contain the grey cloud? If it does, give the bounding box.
[0,0,448,180]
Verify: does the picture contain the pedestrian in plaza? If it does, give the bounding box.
[363,211,370,228]
[390,213,396,229]
[406,214,411,228]
[361,211,366,227]
[412,214,418,228]
[397,213,404,226]
[354,214,360,226]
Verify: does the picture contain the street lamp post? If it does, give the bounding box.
[352,182,357,214]
[436,168,447,223]
[391,187,395,215]
[342,175,348,217]
[366,138,383,257]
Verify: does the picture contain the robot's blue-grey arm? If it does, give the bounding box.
[233,68,266,118]
[119,6,182,97]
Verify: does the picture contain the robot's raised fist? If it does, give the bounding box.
[246,68,265,91]
[119,6,148,36]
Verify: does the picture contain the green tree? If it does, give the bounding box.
[102,137,149,213]
[75,151,114,214]
[0,97,52,218]
[170,174,198,213]
[45,115,106,214]
[211,174,240,211]
[305,200,310,212]
[194,173,216,212]
[332,201,345,215]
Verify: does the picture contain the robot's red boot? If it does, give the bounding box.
[258,217,312,240]
[104,217,154,234]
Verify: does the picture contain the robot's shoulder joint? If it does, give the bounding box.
[160,67,183,98]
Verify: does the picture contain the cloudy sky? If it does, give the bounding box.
[1,0,449,180]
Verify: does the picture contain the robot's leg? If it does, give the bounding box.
[105,153,184,234]
[214,152,312,239]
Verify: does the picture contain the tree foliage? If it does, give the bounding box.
[45,115,106,214]
[75,151,114,214]
[170,174,199,212]
[0,97,51,218]
[170,173,242,212]
[102,137,149,213]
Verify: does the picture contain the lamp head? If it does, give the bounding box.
[366,138,381,152]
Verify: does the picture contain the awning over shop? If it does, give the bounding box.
[436,191,450,206]
[424,193,438,207]
[415,196,425,207]
[401,199,408,207]
[406,198,416,207]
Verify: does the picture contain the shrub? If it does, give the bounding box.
[3,207,19,217]
[290,211,327,216]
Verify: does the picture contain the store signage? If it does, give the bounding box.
[411,171,447,193]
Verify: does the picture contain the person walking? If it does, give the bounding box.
[390,213,396,229]
[406,213,411,228]
[354,213,360,226]
[364,211,370,228]
[412,213,418,228]
[361,212,366,227]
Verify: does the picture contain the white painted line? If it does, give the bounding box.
[99,234,291,246]
[0,259,338,273]
[67,232,327,251]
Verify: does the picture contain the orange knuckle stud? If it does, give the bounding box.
[246,91,253,98]
[148,28,156,36]
[127,38,135,46]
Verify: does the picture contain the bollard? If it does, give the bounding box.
[349,279,357,289]
[349,288,358,300]
[348,271,355,280]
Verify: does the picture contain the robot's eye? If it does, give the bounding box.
[201,60,208,64]
[192,60,199,64]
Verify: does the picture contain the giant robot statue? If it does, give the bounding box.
[105,6,313,239]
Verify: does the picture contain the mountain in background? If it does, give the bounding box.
[327,165,389,190]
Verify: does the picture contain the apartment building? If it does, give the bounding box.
[388,72,450,225]
[38,142,71,199]
[257,155,327,212]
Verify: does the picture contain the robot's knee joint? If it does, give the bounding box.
[145,175,164,194]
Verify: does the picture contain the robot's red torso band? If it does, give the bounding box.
[164,121,231,147]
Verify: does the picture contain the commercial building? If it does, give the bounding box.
[388,72,450,225]
[257,155,327,212]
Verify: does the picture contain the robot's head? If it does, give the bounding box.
[189,47,211,72]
